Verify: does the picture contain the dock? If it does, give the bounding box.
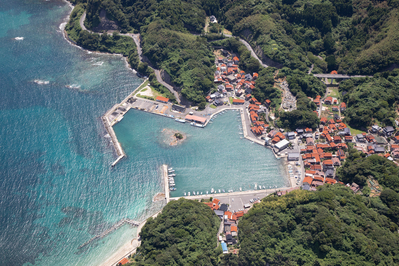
[162,164,170,203]
[78,218,140,250]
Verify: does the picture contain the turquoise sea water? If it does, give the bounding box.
[0,1,287,265]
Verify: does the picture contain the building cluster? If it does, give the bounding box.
[209,51,258,106]
[203,198,250,253]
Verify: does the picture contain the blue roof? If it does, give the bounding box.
[221,242,228,251]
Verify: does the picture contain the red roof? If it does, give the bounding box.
[324,160,333,165]
[233,56,239,61]
[212,198,220,205]
[233,99,245,104]
[340,102,346,108]
[119,258,129,265]
[231,225,238,232]
[331,70,338,75]
[303,176,314,184]
[156,96,169,102]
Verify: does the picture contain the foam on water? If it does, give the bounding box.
[0,1,288,265]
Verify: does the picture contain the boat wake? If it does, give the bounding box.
[65,84,81,89]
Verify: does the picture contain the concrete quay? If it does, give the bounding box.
[102,79,148,167]
[162,164,170,203]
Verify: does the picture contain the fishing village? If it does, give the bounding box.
[98,43,399,264]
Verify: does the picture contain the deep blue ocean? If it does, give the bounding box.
[0,1,287,265]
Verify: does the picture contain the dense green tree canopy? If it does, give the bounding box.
[337,147,399,191]
[132,198,221,265]
[340,70,399,129]
[238,186,399,265]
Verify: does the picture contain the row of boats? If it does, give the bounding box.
[174,118,205,128]
[168,168,176,191]
[181,185,279,196]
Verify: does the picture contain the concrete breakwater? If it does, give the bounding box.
[102,79,148,166]
[78,218,140,250]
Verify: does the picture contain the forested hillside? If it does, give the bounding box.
[67,0,399,107]
[339,69,399,128]
[218,0,399,74]
[238,186,399,265]
[131,198,221,265]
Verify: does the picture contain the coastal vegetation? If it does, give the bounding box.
[337,147,399,191]
[238,185,399,265]
[132,198,221,265]
[339,70,399,129]
[219,0,399,74]
[65,4,139,70]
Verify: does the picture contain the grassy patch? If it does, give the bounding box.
[133,80,149,96]
[327,87,340,98]
[210,104,217,109]
[347,124,366,135]
[229,97,234,104]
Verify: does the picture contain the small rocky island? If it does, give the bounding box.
[161,128,187,146]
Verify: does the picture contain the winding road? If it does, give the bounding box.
[79,12,181,103]
[78,11,282,104]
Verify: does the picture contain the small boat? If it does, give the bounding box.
[188,192,190,196]
[184,192,186,196]
[228,190,233,193]
[192,123,204,128]
[240,187,242,191]
[170,187,176,191]
[168,174,176,177]
[168,169,175,173]
[175,118,186,123]
[218,189,221,193]
[200,192,202,195]
[197,191,199,195]
[193,191,196,195]
[168,168,173,171]
[255,183,257,189]
[211,188,214,193]
[206,191,208,194]
[263,186,265,189]
[222,189,225,193]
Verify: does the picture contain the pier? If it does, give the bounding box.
[162,164,170,203]
[78,218,140,250]
[102,79,148,167]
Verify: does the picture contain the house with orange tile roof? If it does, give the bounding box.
[250,97,258,104]
[325,96,333,104]
[345,135,353,142]
[332,106,339,112]
[340,102,346,111]
[119,258,129,265]
[337,149,346,160]
[156,96,169,103]
[338,143,348,149]
[333,136,342,143]
[252,73,258,79]
[391,144,399,151]
[233,99,245,105]
[325,178,337,184]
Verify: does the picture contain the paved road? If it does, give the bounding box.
[314,74,372,79]
[222,34,271,68]
[79,12,181,103]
